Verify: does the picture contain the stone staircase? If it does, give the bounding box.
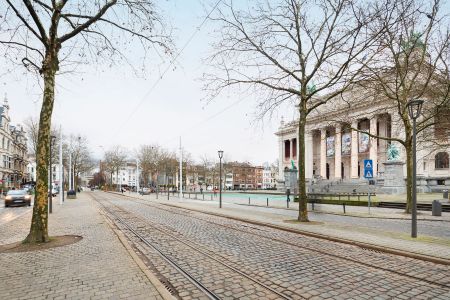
[310,178,374,194]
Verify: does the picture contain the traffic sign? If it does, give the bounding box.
[364,159,373,179]
[364,170,373,178]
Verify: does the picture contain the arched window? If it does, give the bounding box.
[435,152,449,169]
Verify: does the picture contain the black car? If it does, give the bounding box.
[4,189,32,207]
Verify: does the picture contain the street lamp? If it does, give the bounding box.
[218,150,224,208]
[407,99,424,238]
[49,135,56,213]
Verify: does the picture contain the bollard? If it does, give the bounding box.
[343,203,346,214]
[248,197,250,205]
[203,194,205,201]
[432,200,442,216]
[267,197,269,207]
[195,193,197,200]
[189,193,190,199]
[211,194,213,201]
[312,201,315,211]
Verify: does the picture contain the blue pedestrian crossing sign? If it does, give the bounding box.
[364,159,373,178]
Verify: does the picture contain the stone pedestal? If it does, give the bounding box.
[276,179,286,192]
[284,169,298,194]
[380,161,406,194]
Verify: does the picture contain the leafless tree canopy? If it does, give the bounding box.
[204,0,384,117]
[0,0,173,75]
[23,117,59,155]
[103,145,127,175]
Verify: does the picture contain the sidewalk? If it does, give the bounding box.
[0,193,168,300]
[120,191,450,262]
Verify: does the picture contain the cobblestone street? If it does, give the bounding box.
[92,191,450,299]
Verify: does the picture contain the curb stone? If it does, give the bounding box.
[96,201,175,300]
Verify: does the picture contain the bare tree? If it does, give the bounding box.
[137,144,160,187]
[23,117,60,161]
[0,1,172,243]
[103,145,127,191]
[205,0,385,221]
[65,135,95,191]
[341,0,450,213]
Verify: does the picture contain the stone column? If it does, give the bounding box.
[351,120,359,178]
[320,129,327,178]
[334,124,342,179]
[278,137,284,181]
[290,138,295,162]
[305,131,313,179]
[369,116,378,177]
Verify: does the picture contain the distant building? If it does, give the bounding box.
[0,96,28,188]
[111,162,137,188]
[262,163,277,189]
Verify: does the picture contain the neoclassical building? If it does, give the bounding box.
[276,93,450,193]
[0,96,28,188]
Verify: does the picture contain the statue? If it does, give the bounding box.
[387,143,400,161]
[290,159,297,170]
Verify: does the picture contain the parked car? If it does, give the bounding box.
[139,188,151,195]
[4,189,32,207]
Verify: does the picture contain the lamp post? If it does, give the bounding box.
[407,99,424,238]
[49,135,56,213]
[218,150,224,208]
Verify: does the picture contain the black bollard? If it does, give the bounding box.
[267,198,269,207]
[343,203,346,214]
[248,197,250,205]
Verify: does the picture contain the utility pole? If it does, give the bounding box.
[59,125,63,205]
[179,136,183,200]
[68,144,72,191]
[136,158,139,193]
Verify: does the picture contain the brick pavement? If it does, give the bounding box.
[120,191,450,261]
[0,192,168,300]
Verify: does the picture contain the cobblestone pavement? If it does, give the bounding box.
[127,191,450,260]
[0,193,164,300]
[96,191,450,299]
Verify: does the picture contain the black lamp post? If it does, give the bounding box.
[218,150,224,208]
[49,135,56,213]
[407,99,424,238]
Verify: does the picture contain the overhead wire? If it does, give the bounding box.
[112,0,223,140]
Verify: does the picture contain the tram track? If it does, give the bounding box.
[112,193,450,290]
[91,193,296,300]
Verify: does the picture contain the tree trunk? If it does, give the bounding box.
[24,58,57,243]
[297,107,309,222]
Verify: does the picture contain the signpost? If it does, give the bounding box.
[364,159,373,214]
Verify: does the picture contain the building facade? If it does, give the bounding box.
[111,162,138,188]
[262,163,277,189]
[276,93,450,192]
[0,97,28,188]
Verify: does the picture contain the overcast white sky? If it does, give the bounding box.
[2,0,298,165]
